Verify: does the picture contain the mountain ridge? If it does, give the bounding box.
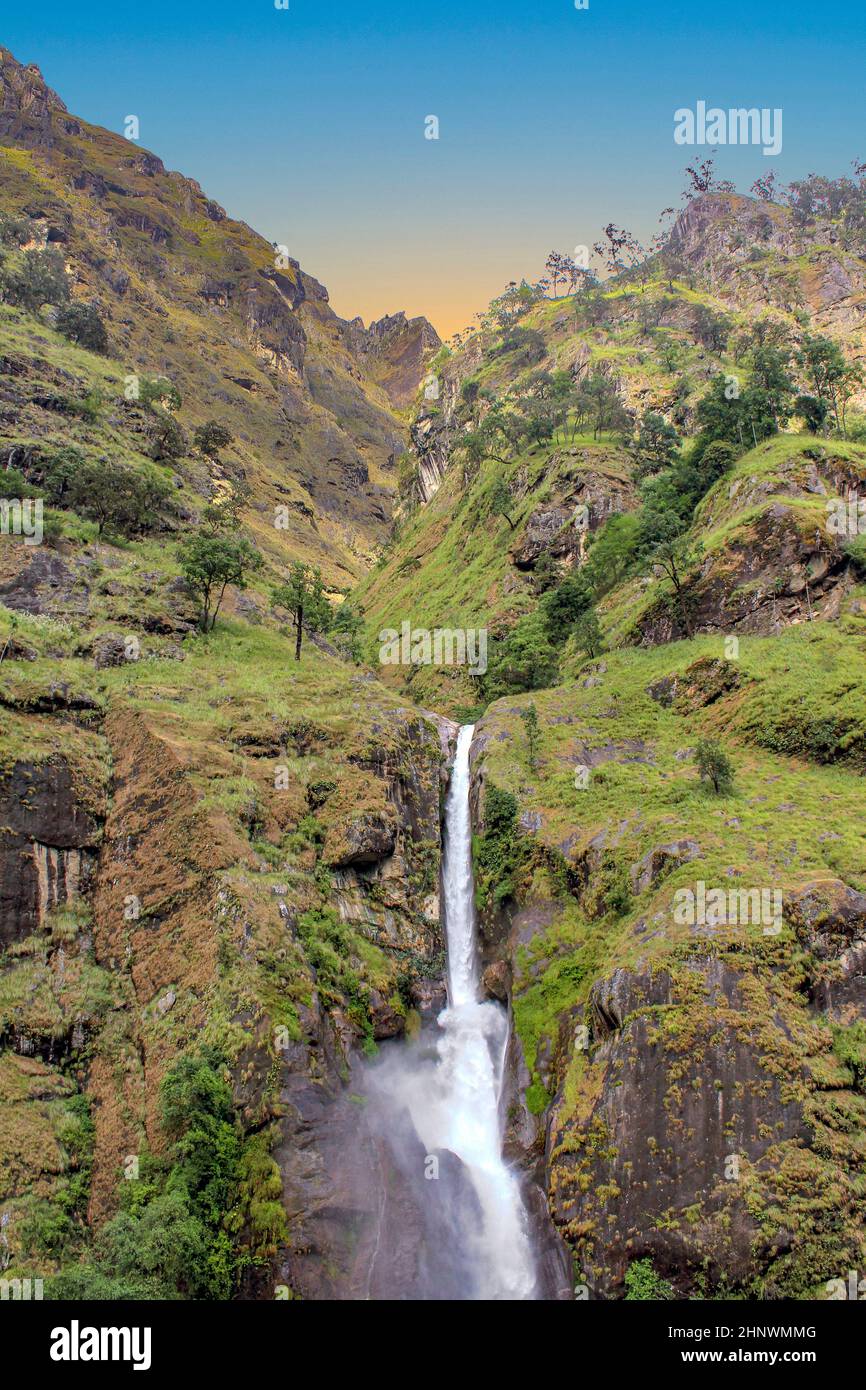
[0,44,439,582]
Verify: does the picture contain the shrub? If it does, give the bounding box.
[474,785,524,908]
[148,413,187,462]
[624,1258,674,1300]
[64,457,176,538]
[193,421,233,458]
[2,247,69,313]
[54,302,109,354]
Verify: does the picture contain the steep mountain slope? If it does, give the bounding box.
[0,47,438,583]
[356,184,866,708]
[472,625,866,1298]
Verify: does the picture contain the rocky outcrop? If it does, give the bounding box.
[668,192,866,369]
[637,444,866,644]
[346,311,441,410]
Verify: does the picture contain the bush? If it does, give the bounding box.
[50,1048,249,1301]
[0,467,32,500]
[2,247,69,313]
[64,457,176,538]
[148,413,187,462]
[582,512,643,597]
[482,611,559,701]
[541,573,593,641]
[139,376,182,412]
[193,421,233,458]
[624,1257,674,1300]
[54,302,109,354]
[474,785,524,908]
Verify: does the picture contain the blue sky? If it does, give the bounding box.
[4,0,864,334]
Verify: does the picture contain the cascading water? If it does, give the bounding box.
[363,724,537,1300]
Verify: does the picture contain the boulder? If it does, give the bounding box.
[323,810,396,868]
[630,839,701,894]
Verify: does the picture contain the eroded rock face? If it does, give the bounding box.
[548,959,811,1297]
[0,757,102,947]
[510,463,637,571]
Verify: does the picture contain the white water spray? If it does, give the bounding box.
[365,725,537,1299]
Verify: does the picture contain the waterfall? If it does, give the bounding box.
[363,724,537,1300]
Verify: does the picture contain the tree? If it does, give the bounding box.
[486,279,543,329]
[520,703,541,772]
[751,171,781,203]
[482,612,559,701]
[54,302,109,354]
[593,223,644,278]
[271,562,330,661]
[749,343,796,431]
[545,251,578,299]
[0,213,30,248]
[695,738,735,794]
[193,421,234,459]
[573,606,604,659]
[797,334,864,436]
[65,458,175,539]
[631,411,680,478]
[581,512,643,597]
[496,324,546,366]
[541,572,593,640]
[147,413,187,463]
[490,473,516,529]
[691,304,731,353]
[461,410,512,471]
[694,439,738,492]
[330,598,365,662]
[180,534,263,632]
[640,509,704,637]
[139,376,182,412]
[682,157,733,200]
[574,370,631,440]
[200,482,250,536]
[3,247,69,313]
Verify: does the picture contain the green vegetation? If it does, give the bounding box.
[695,738,735,794]
[271,562,330,660]
[46,1049,286,1299]
[181,535,263,631]
[474,786,525,909]
[624,1258,674,1300]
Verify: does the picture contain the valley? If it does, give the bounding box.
[1,43,865,1304]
